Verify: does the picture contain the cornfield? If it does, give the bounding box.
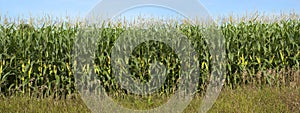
[0,14,299,98]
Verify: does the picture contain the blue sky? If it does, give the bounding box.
[0,0,299,20]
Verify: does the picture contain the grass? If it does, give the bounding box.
[0,94,90,113]
[207,86,300,113]
[1,86,299,113]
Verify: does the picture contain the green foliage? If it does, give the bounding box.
[0,17,299,98]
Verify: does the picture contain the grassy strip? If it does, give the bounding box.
[0,86,299,113]
[207,86,300,113]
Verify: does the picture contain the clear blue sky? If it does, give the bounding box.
[0,0,299,20]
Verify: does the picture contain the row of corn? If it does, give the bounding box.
[0,16,299,98]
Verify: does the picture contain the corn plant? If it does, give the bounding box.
[0,14,299,99]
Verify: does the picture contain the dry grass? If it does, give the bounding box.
[1,86,299,113]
